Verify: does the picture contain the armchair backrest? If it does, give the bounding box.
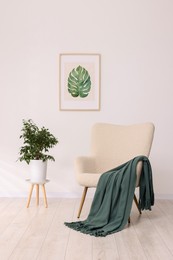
[90,122,155,173]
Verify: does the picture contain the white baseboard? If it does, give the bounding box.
[0,191,94,198]
[154,193,173,200]
[0,192,173,200]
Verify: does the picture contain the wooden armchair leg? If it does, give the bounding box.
[134,194,142,214]
[128,194,141,224]
[77,187,88,218]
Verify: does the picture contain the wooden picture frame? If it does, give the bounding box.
[59,53,101,111]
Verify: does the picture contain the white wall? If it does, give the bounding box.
[0,0,173,198]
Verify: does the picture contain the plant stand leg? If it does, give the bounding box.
[36,184,39,206]
[26,184,34,208]
[42,184,48,208]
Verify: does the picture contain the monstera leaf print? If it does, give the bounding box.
[68,65,91,98]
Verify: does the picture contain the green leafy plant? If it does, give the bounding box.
[18,119,58,164]
[68,65,91,98]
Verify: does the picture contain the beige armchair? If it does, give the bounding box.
[75,122,155,218]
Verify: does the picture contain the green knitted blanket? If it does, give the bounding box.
[65,156,154,237]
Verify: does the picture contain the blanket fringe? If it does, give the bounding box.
[64,222,107,237]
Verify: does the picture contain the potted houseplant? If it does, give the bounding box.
[18,119,58,182]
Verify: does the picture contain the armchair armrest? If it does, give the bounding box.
[74,156,101,187]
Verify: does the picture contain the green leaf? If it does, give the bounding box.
[68,65,91,98]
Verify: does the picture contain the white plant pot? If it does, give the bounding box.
[29,160,47,183]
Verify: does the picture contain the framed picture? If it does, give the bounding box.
[59,53,101,111]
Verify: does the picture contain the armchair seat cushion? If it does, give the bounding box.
[76,172,102,187]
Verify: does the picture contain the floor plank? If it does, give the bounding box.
[131,204,173,260]
[37,199,76,260]
[0,201,38,260]
[93,234,119,260]
[0,198,24,234]
[145,200,173,256]
[115,223,147,260]
[0,198,173,260]
[64,198,93,260]
[9,199,61,260]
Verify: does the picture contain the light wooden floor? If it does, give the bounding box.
[0,198,173,260]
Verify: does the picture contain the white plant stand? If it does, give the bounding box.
[26,179,50,208]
